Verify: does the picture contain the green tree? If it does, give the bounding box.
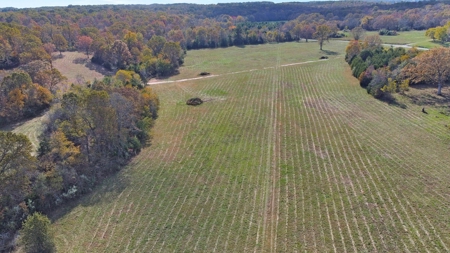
[162,42,183,68]
[52,34,68,56]
[20,213,55,253]
[425,27,437,41]
[0,131,35,229]
[147,36,166,56]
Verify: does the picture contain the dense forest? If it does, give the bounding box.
[2,0,450,251]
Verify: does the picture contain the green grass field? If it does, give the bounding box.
[339,30,443,48]
[0,114,45,154]
[41,41,450,252]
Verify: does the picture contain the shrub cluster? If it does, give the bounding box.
[345,37,418,99]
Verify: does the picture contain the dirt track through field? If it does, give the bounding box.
[147,59,330,86]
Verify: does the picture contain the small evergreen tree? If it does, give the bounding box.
[20,213,55,253]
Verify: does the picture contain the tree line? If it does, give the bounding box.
[346,35,450,100]
[0,78,159,251]
[0,1,450,68]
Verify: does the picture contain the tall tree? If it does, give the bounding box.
[291,24,302,41]
[147,36,166,56]
[403,47,450,95]
[314,25,331,50]
[162,42,183,68]
[35,68,67,93]
[52,34,68,56]
[300,24,314,42]
[0,132,35,219]
[109,40,132,69]
[76,36,93,59]
[351,26,366,41]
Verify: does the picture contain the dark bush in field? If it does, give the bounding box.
[186,98,203,106]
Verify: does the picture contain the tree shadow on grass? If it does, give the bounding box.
[321,49,339,55]
[403,84,450,106]
[72,57,88,64]
[379,94,407,109]
[52,54,64,60]
[72,57,115,77]
[85,61,115,76]
[49,169,130,222]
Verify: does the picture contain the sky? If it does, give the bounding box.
[0,0,293,9]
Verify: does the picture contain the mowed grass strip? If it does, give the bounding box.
[51,41,450,252]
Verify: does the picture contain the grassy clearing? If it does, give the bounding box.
[160,41,336,81]
[340,30,439,48]
[46,41,450,252]
[52,51,113,84]
[0,113,45,153]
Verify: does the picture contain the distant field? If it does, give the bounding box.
[50,41,450,252]
[340,30,442,48]
[52,51,113,84]
[158,41,337,82]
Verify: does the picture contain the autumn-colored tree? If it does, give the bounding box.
[123,31,143,51]
[0,71,53,123]
[48,130,80,166]
[402,47,450,95]
[76,36,93,59]
[360,15,374,30]
[19,60,51,82]
[345,40,362,62]
[425,23,450,43]
[35,68,67,93]
[300,24,315,42]
[314,25,331,50]
[290,24,302,41]
[42,43,56,56]
[61,23,80,49]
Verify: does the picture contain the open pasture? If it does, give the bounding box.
[51,41,450,252]
[52,51,112,85]
[158,42,336,82]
